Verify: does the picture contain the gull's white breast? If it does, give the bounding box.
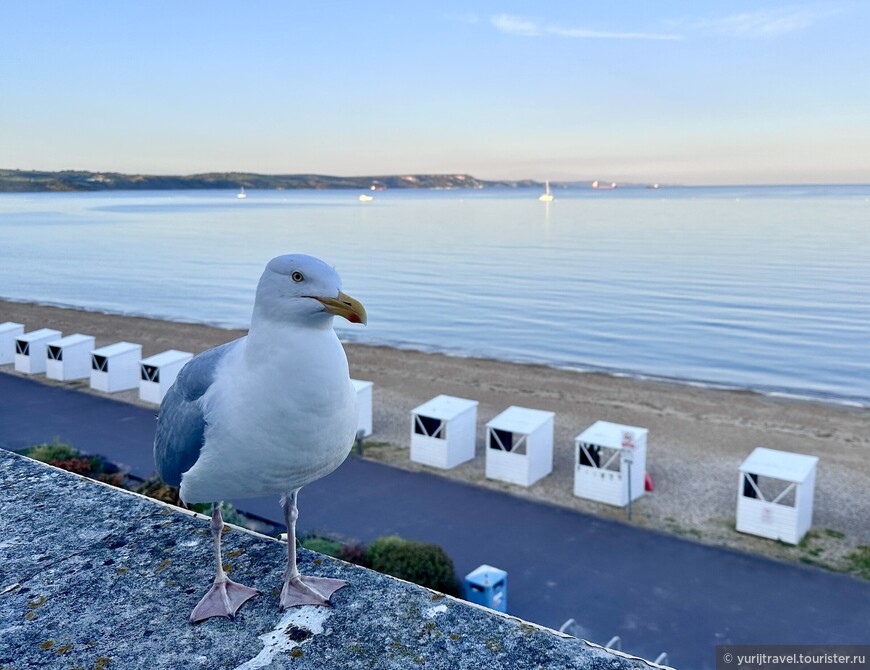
[179,326,357,503]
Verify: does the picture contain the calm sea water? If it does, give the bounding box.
[1,186,868,406]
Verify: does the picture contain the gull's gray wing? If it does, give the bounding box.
[153,339,240,486]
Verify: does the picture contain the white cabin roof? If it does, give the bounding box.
[140,349,192,367]
[739,447,818,483]
[412,394,478,421]
[486,406,554,433]
[351,379,373,392]
[576,420,648,449]
[50,334,94,348]
[92,341,143,358]
[1,322,24,333]
[18,328,61,342]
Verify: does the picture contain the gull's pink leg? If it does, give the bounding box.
[280,489,348,609]
[190,504,260,623]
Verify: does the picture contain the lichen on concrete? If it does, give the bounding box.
[0,451,660,669]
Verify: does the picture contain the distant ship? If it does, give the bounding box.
[538,180,554,202]
[358,193,373,202]
[236,187,247,199]
[592,180,617,190]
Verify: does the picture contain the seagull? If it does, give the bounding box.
[154,254,367,623]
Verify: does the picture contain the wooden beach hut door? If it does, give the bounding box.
[574,441,626,506]
[573,421,648,507]
[0,322,24,365]
[138,349,193,404]
[410,395,478,470]
[46,334,95,381]
[489,428,527,455]
[415,414,446,440]
[485,406,555,487]
[351,379,374,438]
[736,447,818,545]
[14,328,61,374]
[90,342,143,393]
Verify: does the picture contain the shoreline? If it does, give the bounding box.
[3,295,866,411]
[2,298,869,578]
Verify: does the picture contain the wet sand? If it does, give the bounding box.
[2,298,868,575]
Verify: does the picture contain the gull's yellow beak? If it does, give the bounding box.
[314,291,367,325]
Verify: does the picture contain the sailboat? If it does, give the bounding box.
[538,180,554,202]
[236,186,247,199]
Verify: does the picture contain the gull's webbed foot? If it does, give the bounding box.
[280,575,348,609]
[190,578,260,623]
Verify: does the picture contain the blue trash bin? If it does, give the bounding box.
[464,564,508,613]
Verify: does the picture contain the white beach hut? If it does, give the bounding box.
[574,421,648,507]
[14,328,62,375]
[0,322,25,365]
[485,406,555,487]
[737,447,818,545]
[351,379,374,438]
[90,342,143,393]
[410,395,478,470]
[45,334,96,381]
[139,349,193,404]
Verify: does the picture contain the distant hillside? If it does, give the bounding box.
[0,169,539,193]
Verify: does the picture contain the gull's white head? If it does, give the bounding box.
[253,254,367,327]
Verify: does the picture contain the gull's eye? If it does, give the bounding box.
[291,271,305,283]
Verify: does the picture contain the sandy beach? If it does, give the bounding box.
[2,298,868,576]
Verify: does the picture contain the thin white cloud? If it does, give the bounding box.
[491,14,683,41]
[550,26,683,41]
[691,6,841,37]
[491,14,542,37]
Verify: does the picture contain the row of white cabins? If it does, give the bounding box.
[2,321,818,545]
[410,395,818,545]
[2,323,192,404]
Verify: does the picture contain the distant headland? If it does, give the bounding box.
[0,169,548,193]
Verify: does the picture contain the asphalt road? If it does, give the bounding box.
[2,371,868,668]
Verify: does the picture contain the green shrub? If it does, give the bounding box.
[18,439,121,485]
[365,535,459,596]
[301,536,343,557]
[17,439,78,463]
[337,543,367,566]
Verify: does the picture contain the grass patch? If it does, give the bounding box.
[360,441,393,449]
[845,546,870,580]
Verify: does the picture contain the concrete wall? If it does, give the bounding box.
[0,450,664,669]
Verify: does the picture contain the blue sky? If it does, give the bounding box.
[1,2,867,184]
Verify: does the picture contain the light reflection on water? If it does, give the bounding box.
[0,186,868,405]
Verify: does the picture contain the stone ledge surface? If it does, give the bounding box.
[0,451,660,669]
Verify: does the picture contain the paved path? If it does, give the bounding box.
[2,372,868,668]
